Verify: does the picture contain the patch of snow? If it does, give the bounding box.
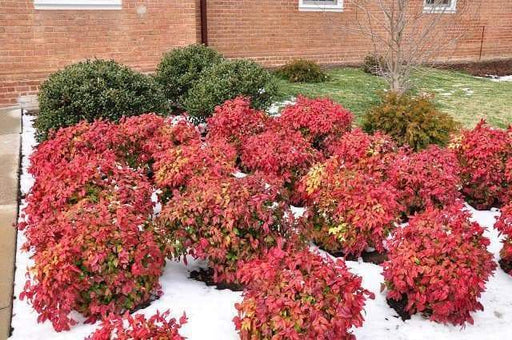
[267,97,296,116]
[489,75,512,82]
[11,114,512,340]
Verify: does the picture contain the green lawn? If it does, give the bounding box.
[277,67,512,128]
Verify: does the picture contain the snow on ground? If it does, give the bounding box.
[268,97,296,116]
[488,75,512,82]
[10,115,512,339]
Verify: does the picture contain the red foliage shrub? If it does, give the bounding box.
[29,114,201,176]
[240,126,321,185]
[28,120,119,178]
[116,114,200,168]
[279,96,353,151]
[300,157,401,256]
[494,203,512,274]
[20,199,164,331]
[88,310,187,340]
[19,152,154,253]
[153,138,237,195]
[206,96,268,150]
[451,120,512,209]
[155,174,298,284]
[383,203,496,325]
[388,145,461,217]
[325,128,397,176]
[234,246,372,339]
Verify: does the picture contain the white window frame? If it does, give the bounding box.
[299,0,344,12]
[34,0,122,10]
[423,0,457,14]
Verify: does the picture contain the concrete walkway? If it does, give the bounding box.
[0,107,21,340]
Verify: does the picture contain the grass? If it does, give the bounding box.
[277,67,512,128]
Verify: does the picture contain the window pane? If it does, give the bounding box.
[425,0,451,5]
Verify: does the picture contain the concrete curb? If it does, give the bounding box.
[0,108,22,340]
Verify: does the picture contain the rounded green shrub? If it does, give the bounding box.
[276,59,328,83]
[362,92,458,151]
[155,44,224,107]
[361,54,387,76]
[36,59,167,141]
[183,59,278,123]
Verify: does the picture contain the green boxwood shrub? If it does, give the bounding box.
[361,54,387,76]
[362,92,458,151]
[36,59,167,141]
[183,59,278,123]
[155,44,224,108]
[276,59,328,83]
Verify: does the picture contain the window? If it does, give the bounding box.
[423,0,457,13]
[299,0,344,12]
[34,0,122,10]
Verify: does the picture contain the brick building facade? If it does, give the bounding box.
[1,0,511,107]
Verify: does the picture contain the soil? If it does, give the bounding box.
[387,296,412,321]
[436,59,512,77]
[499,258,512,275]
[132,294,160,313]
[319,246,388,265]
[361,251,388,265]
[189,267,244,292]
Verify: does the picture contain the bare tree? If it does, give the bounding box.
[346,0,481,93]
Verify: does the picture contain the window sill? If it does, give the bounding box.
[423,7,456,14]
[299,6,344,12]
[34,0,122,10]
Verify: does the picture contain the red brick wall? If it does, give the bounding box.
[0,0,199,107]
[207,0,512,67]
[1,0,511,108]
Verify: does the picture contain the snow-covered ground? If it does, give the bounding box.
[487,75,512,82]
[10,115,512,339]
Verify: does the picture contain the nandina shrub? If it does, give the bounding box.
[240,125,321,185]
[451,120,512,209]
[155,174,297,284]
[28,120,119,178]
[19,152,154,253]
[494,203,512,275]
[153,138,237,197]
[383,203,496,325]
[116,114,200,168]
[325,128,397,176]
[20,199,165,332]
[278,96,353,152]
[88,310,187,340]
[206,96,268,151]
[234,246,372,339]
[30,114,200,177]
[300,157,401,256]
[388,145,461,217]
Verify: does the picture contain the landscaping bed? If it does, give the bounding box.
[9,50,512,339]
[10,107,512,339]
[436,59,512,77]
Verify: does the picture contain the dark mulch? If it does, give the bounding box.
[361,251,388,265]
[319,246,388,265]
[387,296,412,321]
[132,294,160,313]
[190,267,244,292]
[499,258,512,275]
[436,59,512,77]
